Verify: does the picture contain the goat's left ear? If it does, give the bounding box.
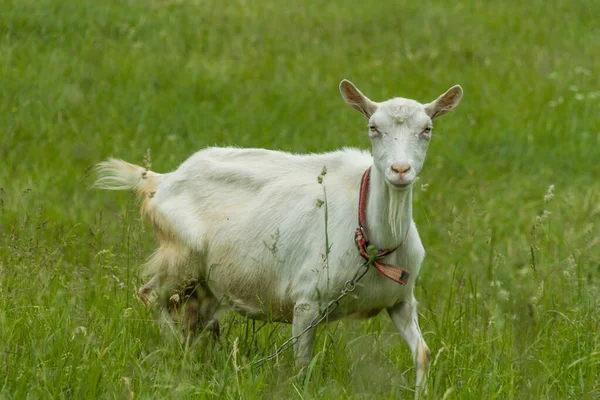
[425,85,463,120]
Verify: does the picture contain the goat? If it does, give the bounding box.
[95,80,463,389]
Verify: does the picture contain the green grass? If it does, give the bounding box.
[1,0,599,398]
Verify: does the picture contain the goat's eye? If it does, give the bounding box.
[421,126,432,138]
[368,125,381,135]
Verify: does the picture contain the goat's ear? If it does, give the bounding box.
[425,85,463,120]
[339,79,378,119]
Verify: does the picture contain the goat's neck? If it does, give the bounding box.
[364,166,413,249]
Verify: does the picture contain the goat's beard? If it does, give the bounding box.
[388,190,403,241]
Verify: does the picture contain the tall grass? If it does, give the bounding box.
[1,0,599,398]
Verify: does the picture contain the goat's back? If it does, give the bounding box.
[145,146,376,319]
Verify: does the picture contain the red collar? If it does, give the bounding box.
[355,167,410,285]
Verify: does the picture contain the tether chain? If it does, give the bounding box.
[243,249,377,370]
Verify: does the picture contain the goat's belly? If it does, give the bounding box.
[226,299,295,323]
[325,303,391,322]
[211,286,296,323]
[217,293,389,324]
[347,308,386,320]
[203,261,296,323]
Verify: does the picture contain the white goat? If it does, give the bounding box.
[95,80,463,388]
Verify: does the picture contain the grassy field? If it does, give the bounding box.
[1,0,599,398]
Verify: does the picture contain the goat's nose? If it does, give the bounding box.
[391,163,411,176]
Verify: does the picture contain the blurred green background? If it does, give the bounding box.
[1,0,599,398]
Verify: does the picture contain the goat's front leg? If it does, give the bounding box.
[387,298,430,393]
[292,301,319,370]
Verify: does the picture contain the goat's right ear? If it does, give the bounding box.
[339,80,378,119]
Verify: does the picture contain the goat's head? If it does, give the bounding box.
[340,80,463,190]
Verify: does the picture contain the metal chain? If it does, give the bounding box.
[244,257,373,370]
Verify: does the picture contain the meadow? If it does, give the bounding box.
[1,0,599,398]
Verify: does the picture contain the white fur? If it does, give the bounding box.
[96,80,463,391]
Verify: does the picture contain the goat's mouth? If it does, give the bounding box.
[388,180,413,190]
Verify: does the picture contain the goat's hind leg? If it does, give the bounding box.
[170,281,221,343]
[138,242,202,338]
[192,280,222,338]
[137,233,220,343]
[137,244,178,310]
[138,275,159,308]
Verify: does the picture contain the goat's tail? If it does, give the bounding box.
[94,158,161,196]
